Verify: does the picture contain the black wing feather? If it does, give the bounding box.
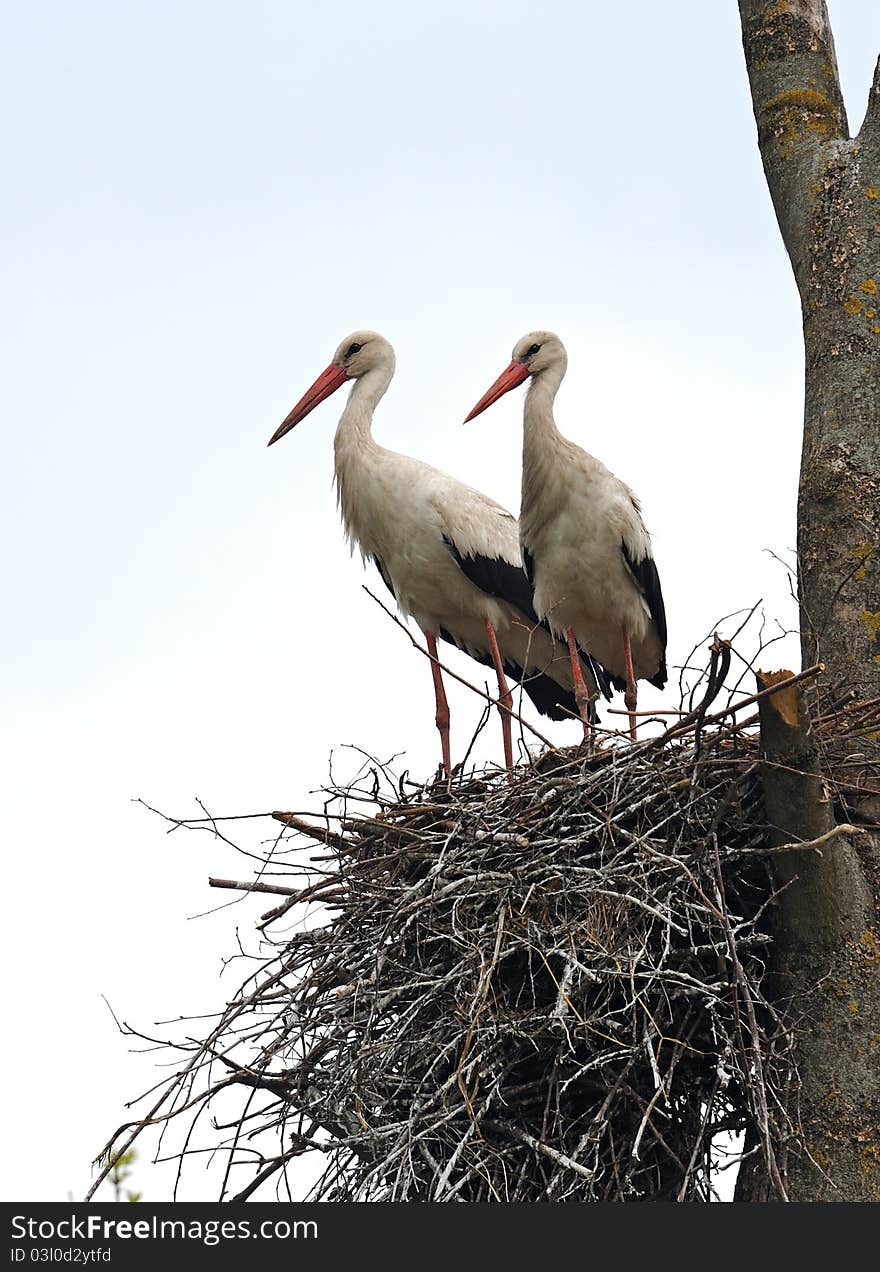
[440,538,616,706]
[372,554,396,600]
[442,536,540,625]
[590,652,625,696]
[522,544,535,586]
[620,539,668,689]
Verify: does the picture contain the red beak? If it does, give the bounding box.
[267,363,349,446]
[464,360,530,422]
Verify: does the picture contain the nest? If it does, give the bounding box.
[91,629,880,1202]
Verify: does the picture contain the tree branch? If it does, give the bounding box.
[738,0,848,281]
[860,54,880,139]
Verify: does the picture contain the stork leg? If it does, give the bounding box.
[623,628,638,742]
[565,627,593,740]
[425,631,452,776]
[484,620,514,772]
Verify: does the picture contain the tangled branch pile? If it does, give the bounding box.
[93,636,880,1202]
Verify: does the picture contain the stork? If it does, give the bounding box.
[465,331,667,742]
[267,331,608,774]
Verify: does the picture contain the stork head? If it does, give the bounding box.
[267,330,395,446]
[330,330,395,379]
[464,331,566,422]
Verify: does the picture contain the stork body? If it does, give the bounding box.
[269,331,604,773]
[466,332,667,740]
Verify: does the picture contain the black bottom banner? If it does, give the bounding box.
[1,1200,867,1267]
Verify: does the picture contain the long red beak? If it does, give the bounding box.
[464,360,530,422]
[267,363,349,446]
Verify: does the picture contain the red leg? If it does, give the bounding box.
[484,620,514,772]
[565,627,592,738]
[425,632,451,775]
[623,628,637,742]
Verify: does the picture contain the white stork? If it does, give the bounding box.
[465,331,667,741]
[267,331,609,774]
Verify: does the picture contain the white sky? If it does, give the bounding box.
[3,0,879,1202]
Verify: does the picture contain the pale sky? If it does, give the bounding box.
[3,1,879,1202]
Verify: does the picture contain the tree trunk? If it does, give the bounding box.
[736,1,880,1201]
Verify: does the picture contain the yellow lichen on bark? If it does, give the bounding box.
[763,89,838,158]
[860,610,880,639]
[853,543,873,581]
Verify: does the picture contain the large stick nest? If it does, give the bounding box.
[92,631,880,1202]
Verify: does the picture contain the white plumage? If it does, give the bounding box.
[268,330,603,772]
[466,330,667,740]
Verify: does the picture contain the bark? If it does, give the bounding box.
[741,671,875,1201]
[736,1,880,1201]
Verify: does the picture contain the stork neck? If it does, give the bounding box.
[333,366,390,462]
[523,367,564,452]
[332,365,393,556]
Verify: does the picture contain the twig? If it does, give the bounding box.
[209,877,300,897]
[363,586,559,753]
[768,823,864,855]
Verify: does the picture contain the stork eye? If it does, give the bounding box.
[346,342,363,357]
[526,343,541,356]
